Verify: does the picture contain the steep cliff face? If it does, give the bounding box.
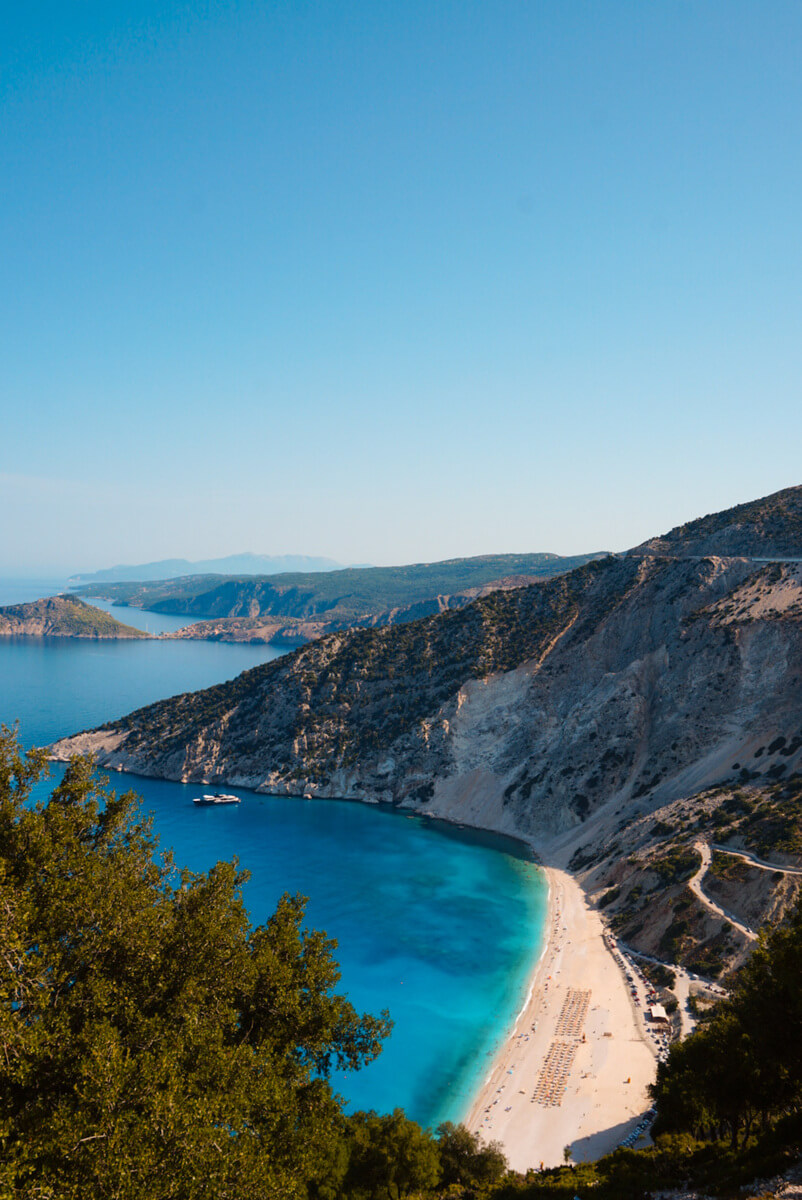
[51,557,802,846]
[628,484,802,558]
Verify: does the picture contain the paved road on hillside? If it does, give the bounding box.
[711,843,802,876]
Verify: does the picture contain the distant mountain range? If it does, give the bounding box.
[69,554,344,584]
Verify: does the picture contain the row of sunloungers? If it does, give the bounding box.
[554,987,590,1038]
[533,987,591,1106]
[532,1040,577,1106]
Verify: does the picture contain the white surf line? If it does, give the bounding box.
[467,868,657,1171]
[711,843,802,876]
[690,840,757,942]
[476,875,553,1092]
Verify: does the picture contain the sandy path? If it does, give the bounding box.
[464,869,657,1171]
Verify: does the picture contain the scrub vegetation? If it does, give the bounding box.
[0,596,149,639]
[75,552,604,624]
[581,773,802,979]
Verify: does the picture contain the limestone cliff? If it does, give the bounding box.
[51,557,802,851]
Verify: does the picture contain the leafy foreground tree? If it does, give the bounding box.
[307,1113,507,1200]
[0,730,391,1200]
[651,894,802,1150]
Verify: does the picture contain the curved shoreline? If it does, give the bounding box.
[464,867,657,1171]
[44,757,657,1168]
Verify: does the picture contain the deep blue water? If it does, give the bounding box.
[0,633,285,746]
[0,580,547,1127]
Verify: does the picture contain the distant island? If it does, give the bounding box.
[0,596,150,639]
[69,552,344,584]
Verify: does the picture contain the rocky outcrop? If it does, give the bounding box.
[51,558,802,851]
[628,484,802,559]
[0,596,149,639]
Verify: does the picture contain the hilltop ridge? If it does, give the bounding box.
[628,483,802,558]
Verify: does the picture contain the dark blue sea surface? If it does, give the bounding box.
[0,581,547,1126]
[0,632,284,746]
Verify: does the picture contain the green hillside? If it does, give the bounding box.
[0,595,149,639]
[73,551,605,623]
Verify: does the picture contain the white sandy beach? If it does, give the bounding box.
[464,869,658,1172]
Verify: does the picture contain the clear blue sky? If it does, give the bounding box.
[2,1,801,573]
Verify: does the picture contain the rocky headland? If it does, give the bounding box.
[0,596,149,639]
[52,552,802,820]
[74,551,605,628]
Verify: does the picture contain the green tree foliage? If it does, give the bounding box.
[310,1113,508,1200]
[339,1109,441,1199]
[652,895,802,1148]
[435,1121,506,1192]
[0,729,390,1199]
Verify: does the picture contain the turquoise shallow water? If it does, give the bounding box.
[0,582,547,1127]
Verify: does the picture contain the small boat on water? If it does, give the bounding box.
[192,792,241,806]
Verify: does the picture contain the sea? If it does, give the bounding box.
[0,577,548,1127]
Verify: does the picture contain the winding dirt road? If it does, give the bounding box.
[689,841,757,941]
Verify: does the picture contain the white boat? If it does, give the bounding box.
[192,792,241,806]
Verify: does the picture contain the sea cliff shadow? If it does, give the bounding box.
[569,1110,652,1163]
